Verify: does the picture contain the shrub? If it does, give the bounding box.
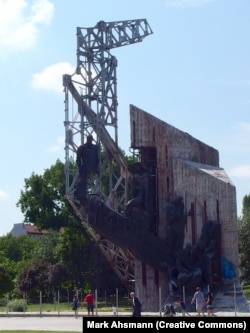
[7,299,27,312]
[242,285,250,300]
[0,297,6,306]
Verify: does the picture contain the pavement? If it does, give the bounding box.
[1,311,250,331]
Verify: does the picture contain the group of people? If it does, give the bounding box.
[164,287,216,317]
[191,287,216,317]
[73,287,215,317]
[131,287,216,317]
[72,291,95,318]
[72,290,142,318]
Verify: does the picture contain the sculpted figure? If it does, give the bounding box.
[76,135,99,204]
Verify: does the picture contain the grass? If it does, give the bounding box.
[0,299,133,313]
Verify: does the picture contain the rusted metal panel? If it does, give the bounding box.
[129,104,239,311]
[130,104,219,166]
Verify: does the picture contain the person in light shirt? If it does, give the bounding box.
[191,287,205,317]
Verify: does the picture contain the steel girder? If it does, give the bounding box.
[63,19,153,290]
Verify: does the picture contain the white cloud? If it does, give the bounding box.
[0,189,9,200]
[48,136,65,153]
[30,0,54,25]
[230,122,250,152]
[235,122,250,132]
[164,0,215,8]
[228,165,250,179]
[31,62,75,93]
[0,0,54,53]
[219,121,250,154]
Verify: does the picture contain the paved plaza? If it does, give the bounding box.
[1,311,250,331]
[0,316,82,332]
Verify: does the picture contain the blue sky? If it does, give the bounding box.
[0,0,250,236]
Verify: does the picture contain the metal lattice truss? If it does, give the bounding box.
[63,19,153,289]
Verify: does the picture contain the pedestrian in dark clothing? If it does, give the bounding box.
[176,298,191,316]
[130,291,142,317]
[72,295,79,318]
[164,304,176,317]
[205,291,216,316]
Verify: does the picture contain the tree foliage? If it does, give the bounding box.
[32,230,60,264]
[2,151,250,299]
[0,234,37,294]
[16,159,76,230]
[0,233,36,262]
[5,157,128,299]
[56,226,94,290]
[238,194,250,285]
[0,251,15,296]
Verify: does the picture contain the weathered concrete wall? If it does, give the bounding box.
[130,104,239,311]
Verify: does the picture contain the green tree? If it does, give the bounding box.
[15,155,133,298]
[0,251,15,296]
[0,234,38,291]
[90,243,127,295]
[57,226,127,295]
[56,226,93,290]
[33,230,60,264]
[238,194,250,285]
[16,159,76,230]
[0,233,37,262]
[17,259,49,298]
[47,262,69,291]
[14,231,73,299]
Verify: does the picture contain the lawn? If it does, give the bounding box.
[0,299,132,313]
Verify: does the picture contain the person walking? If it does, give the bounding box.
[130,291,142,317]
[84,291,95,316]
[176,297,192,317]
[72,295,79,319]
[112,304,118,316]
[163,304,176,317]
[205,290,216,316]
[191,287,205,316]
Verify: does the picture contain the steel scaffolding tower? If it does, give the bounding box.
[63,19,153,289]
